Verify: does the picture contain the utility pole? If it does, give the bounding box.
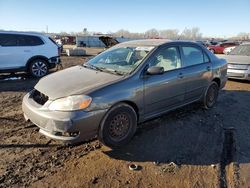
[46,25,48,33]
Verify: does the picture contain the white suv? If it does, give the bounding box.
[0,31,61,78]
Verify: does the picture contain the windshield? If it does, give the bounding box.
[229,45,250,56]
[84,46,154,75]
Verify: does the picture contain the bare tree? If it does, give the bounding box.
[59,31,69,35]
[237,32,250,40]
[180,27,202,40]
[113,29,131,38]
[159,29,179,39]
[144,28,159,38]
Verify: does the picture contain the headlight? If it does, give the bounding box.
[48,95,92,111]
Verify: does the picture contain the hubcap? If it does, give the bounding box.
[207,85,217,106]
[32,61,47,77]
[109,113,130,141]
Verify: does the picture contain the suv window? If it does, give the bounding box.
[149,46,181,72]
[0,34,18,46]
[18,35,44,46]
[181,46,209,66]
[0,34,44,46]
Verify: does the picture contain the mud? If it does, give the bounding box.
[0,55,250,187]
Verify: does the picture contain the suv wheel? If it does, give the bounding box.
[29,59,49,78]
[203,81,219,109]
[98,103,137,148]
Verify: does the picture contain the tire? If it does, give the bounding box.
[98,103,137,148]
[203,81,219,109]
[29,59,49,78]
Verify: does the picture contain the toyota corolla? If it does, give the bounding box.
[22,40,227,147]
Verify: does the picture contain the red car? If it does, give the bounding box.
[207,42,239,54]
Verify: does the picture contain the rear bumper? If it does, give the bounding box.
[227,69,250,81]
[22,92,107,143]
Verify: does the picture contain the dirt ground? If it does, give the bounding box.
[0,55,250,188]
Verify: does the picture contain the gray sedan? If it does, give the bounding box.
[22,40,227,147]
[218,43,250,81]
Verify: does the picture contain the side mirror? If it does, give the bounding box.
[146,66,164,75]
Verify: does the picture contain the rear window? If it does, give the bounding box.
[229,45,250,56]
[0,34,44,46]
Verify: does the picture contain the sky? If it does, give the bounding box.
[0,0,250,37]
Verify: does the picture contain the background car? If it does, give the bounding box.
[207,42,239,54]
[22,40,227,148]
[223,46,236,54]
[0,31,61,78]
[218,43,250,80]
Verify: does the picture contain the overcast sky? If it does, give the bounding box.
[0,0,250,37]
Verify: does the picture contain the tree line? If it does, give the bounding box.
[56,28,250,41]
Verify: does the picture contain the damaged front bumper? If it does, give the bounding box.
[22,92,107,143]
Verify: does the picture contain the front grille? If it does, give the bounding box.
[227,73,244,78]
[227,64,248,70]
[32,90,48,105]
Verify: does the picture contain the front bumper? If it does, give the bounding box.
[22,92,107,143]
[48,56,61,69]
[227,69,250,81]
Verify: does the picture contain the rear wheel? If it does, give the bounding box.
[203,81,219,109]
[98,103,137,148]
[29,59,49,78]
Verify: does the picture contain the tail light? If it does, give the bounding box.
[58,47,61,56]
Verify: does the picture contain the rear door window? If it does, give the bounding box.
[181,46,209,66]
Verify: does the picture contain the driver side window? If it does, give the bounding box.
[149,46,181,72]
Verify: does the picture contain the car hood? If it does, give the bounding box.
[35,65,122,100]
[217,55,250,65]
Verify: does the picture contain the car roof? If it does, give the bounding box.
[0,30,47,37]
[116,39,171,47]
[115,39,200,47]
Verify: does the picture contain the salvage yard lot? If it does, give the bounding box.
[0,55,250,187]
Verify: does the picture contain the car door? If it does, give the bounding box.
[0,34,20,69]
[179,45,212,102]
[143,45,186,117]
[0,34,33,69]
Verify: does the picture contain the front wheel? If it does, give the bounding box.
[203,81,219,109]
[29,59,49,78]
[98,103,137,148]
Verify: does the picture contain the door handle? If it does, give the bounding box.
[207,66,211,71]
[178,72,184,79]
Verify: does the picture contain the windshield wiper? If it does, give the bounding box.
[83,64,125,75]
[108,69,125,76]
[99,67,125,76]
[82,64,103,72]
